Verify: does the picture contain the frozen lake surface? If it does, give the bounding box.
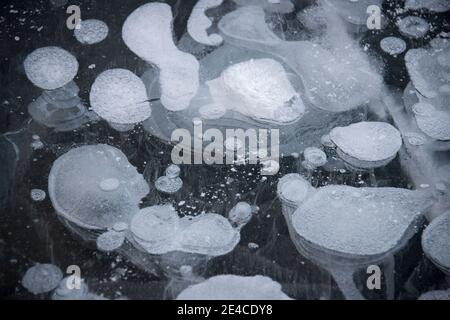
[0,0,449,300]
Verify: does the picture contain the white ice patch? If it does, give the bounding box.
[90,69,151,124]
[51,276,90,300]
[187,0,223,46]
[48,144,149,230]
[218,5,383,113]
[207,58,304,123]
[405,46,450,99]
[176,275,292,300]
[292,185,433,256]
[24,46,78,90]
[397,16,430,39]
[418,290,450,300]
[277,173,312,206]
[130,205,240,256]
[380,37,407,56]
[22,263,63,294]
[422,212,450,272]
[234,0,294,14]
[74,19,109,45]
[303,147,327,168]
[155,164,183,194]
[330,121,402,168]
[227,202,252,228]
[122,3,199,111]
[405,0,450,12]
[324,0,383,25]
[412,103,450,141]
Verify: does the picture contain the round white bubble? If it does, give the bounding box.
[397,16,430,39]
[380,36,407,56]
[90,69,151,124]
[22,264,63,294]
[24,47,79,90]
[31,189,46,202]
[74,19,109,45]
[303,147,327,168]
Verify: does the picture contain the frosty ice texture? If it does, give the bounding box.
[27,81,90,131]
[155,164,183,194]
[233,0,294,14]
[292,185,433,256]
[323,0,383,26]
[412,103,450,141]
[24,47,91,131]
[303,147,327,169]
[277,174,433,299]
[187,0,224,46]
[405,0,450,12]
[48,144,149,229]
[30,188,46,202]
[24,47,78,90]
[51,277,105,300]
[422,211,450,274]
[176,275,292,300]
[74,19,109,45]
[405,40,450,118]
[330,121,402,169]
[207,58,305,123]
[129,205,240,256]
[97,230,126,252]
[22,264,63,294]
[142,31,358,156]
[227,202,252,229]
[380,37,407,56]
[277,173,311,210]
[402,37,450,147]
[397,16,430,39]
[90,69,151,125]
[122,3,199,111]
[418,290,450,300]
[218,5,382,112]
